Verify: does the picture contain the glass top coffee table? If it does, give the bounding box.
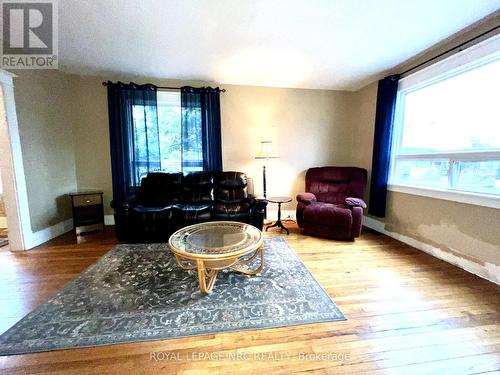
[168,221,264,294]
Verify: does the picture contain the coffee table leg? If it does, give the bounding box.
[175,255,197,270]
[197,260,218,294]
[231,246,264,275]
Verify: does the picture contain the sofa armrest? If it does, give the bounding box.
[110,194,137,212]
[248,195,268,230]
[296,192,317,205]
[248,195,268,208]
[345,197,367,209]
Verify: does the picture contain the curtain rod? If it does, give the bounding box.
[400,24,500,76]
[101,81,226,92]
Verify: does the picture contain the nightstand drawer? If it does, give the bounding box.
[72,194,102,207]
[69,190,104,235]
[73,194,101,207]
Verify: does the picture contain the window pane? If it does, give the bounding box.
[157,91,182,173]
[131,91,203,180]
[393,160,449,188]
[400,57,500,154]
[454,160,500,196]
[181,106,203,172]
[132,104,161,181]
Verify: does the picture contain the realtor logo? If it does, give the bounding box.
[1,0,58,69]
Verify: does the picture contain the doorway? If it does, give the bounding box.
[0,173,7,248]
[0,69,32,251]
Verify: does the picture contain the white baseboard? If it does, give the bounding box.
[23,218,74,250]
[266,210,296,221]
[104,214,115,226]
[363,215,500,286]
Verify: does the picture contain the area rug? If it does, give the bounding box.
[0,237,345,355]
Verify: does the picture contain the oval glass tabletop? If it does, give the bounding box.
[168,221,263,258]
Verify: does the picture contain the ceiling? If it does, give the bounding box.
[59,0,500,91]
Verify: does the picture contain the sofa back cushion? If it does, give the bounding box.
[305,167,367,205]
[137,172,183,206]
[183,172,214,203]
[214,172,248,203]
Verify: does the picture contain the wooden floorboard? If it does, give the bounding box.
[0,224,498,374]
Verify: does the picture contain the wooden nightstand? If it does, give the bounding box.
[69,191,104,235]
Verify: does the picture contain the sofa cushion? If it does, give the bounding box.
[130,205,172,241]
[303,222,352,240]
[132,205,172,214]
[303,202,352,228]
[172,204,212,223]
[212,202,251,221]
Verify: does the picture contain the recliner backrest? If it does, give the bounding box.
[137,172,183,206]
[137,171,251,206]
[183,172,214,203]
[305,167,367,205]
[214,172,248,203]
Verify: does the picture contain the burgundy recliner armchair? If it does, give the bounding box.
[296,167,368,240]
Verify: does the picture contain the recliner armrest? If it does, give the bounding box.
[296,192,317,205]
[345,197,367,209]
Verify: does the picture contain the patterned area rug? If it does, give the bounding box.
[0,238,345,356]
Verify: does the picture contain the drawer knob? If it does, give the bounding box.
[85,199,91,203]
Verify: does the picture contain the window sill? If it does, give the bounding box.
[387,184,500,209]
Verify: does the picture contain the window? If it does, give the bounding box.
[390,38,500,206]
[131,91,203,180]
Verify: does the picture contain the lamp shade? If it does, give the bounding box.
[255,141,279,159]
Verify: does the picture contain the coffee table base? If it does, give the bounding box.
[174,246,265,294]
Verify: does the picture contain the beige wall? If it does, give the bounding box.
[71,76,113,214]
[68,76,354,215]
[221,85,353,212]
[13,70,77,231]
[351,82,500,268]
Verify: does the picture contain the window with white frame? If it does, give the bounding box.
[389,36,500,204]
[131,90,203,181]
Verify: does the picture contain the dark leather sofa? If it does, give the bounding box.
[111,171,267,242]
[296,167,367,240]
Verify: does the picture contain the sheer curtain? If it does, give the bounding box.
[181,87,223,172]
[107,81,160,200]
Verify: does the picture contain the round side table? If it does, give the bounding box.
[266,196,292,235]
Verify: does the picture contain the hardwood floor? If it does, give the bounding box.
[0,224,499,374]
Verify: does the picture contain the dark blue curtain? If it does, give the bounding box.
[181,86,223,172]
[368,74,400,217]
[107,81,160,201]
